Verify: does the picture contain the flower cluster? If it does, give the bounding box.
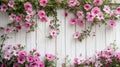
[0,44,56,67]
[0,0,120,42]
[73,43,120,67]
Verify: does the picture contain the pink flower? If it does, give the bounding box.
[27,55,34,62]
[77,11,84,19]
[13,63,20,67]
[24,2,32,10]
[26,9,33,15]
[4,52,12,60]
[45,54,55,61]
[8,0,15,8]
[1,64,7,67]
[65,12,68,17]
[103,5,111,14]
[91,7,101,16]
[50,29,57,37]
[24,22,32,29]
[5,45,12,50]
[18,50,27,57]
[86,12,95,22]
[68,0,80,7]
[15,25,22,30]
[17,56,25,64]
[15,16,22,23]
[4,27,12,34]
[84,4,91,11]
[33,57,40,63]
[9,13,16,21]
[108,20,116,27]
[38,10,46,18]
[96,13,104,20]
[0,4,8,12]
[73,32,80,39]
[115,6,120,15]
[77,19,85,26]
[74,58,79,64]
[39,0,48,7]
[40,16,48,22]
[38,61,44,67]
[93,0,103,6]
[70,18,77,24]
[25,15,31,21]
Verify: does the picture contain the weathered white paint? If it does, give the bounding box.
[0,7,120,66]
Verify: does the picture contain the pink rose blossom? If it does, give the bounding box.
[91,7,101,16]
[24,2,32,10]
[77,11,84,19]
[8,0,15,8]
[103,5,111,14]
[68,0,80,7]
[84,4,91,11]
[108,20,116,27]
[25,15,31,21]
[45,54,55,61]
[86,12,95,22]
[93,0,103,6]
[24,22,32,29]
[15,16,22,23]
[13,63,20,67]
[39,0,48,7]
[115,6,120,15]
[38,10,46,18]
[4,52,12,60]
[9,13,16,21]
[0,4,8,12]
[73,32,80,39]
[77,19,85,26]
[5,27,12,34]
[17,56,25,64]
[70,18,77,24]
[50,29,57,37]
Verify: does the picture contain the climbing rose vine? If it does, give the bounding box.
[0,0,120,42]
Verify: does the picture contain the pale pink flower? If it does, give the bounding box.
[24,2,32,10]
[73,32,80,39]
[39,0,48,7]
[0,4,8,12]
[93,0,103,6]
[38,10,46,18]
[108,20,116,27]
[94,61,102,67]
[17,56,25,64]
[74,58,79,64]
[103,5,111,14]
[5,45,12,50]
[68,0,80,7]
[86,12,95,22]
[70,18,77,24]
[18,50,27,57]
[24,22,32,29]
[77,11,84,19]
[13,50,19,56]
[25,15,31,21]
[13,63,20,67]
[77,19,85,26]
[96,13,104,20]
[4,27,12,34]
[84,4,91,11]
[4,52,12,60]
[26,8,33,15]
[9,13,16,21]
[27,55,34,62]
[40,16,48,22]
[15,16,22,23]
[8,0,15,8]
[50,29,57,37]
[115,6,120,15]
[45,54,55,61]
[35,52,41,57]
[91,7,101,16]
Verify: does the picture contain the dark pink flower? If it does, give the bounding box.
[13,63,20,67]
[17,56,25,64]
[77,11,84,19]
[27,55,34,62]
[91,7,101,16]
[38,61,44,67]
[39,0,48,7]
[24,2,32,10]
[4,27,12,34]
[38,10,46,18]
[86,12,95,22]
[1,64,7,67]
[15,16,22,23]
[18,50,27,57]
[0,4,8,12]
[93,0,103,6]
[115,6,120,15]
[108,20,116,27]
[70,18,77,24]
[24,22,32,29]
[68,0,80,7]
[16,25,22,30]
[40,16,48,22]
[84,4,91,11]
